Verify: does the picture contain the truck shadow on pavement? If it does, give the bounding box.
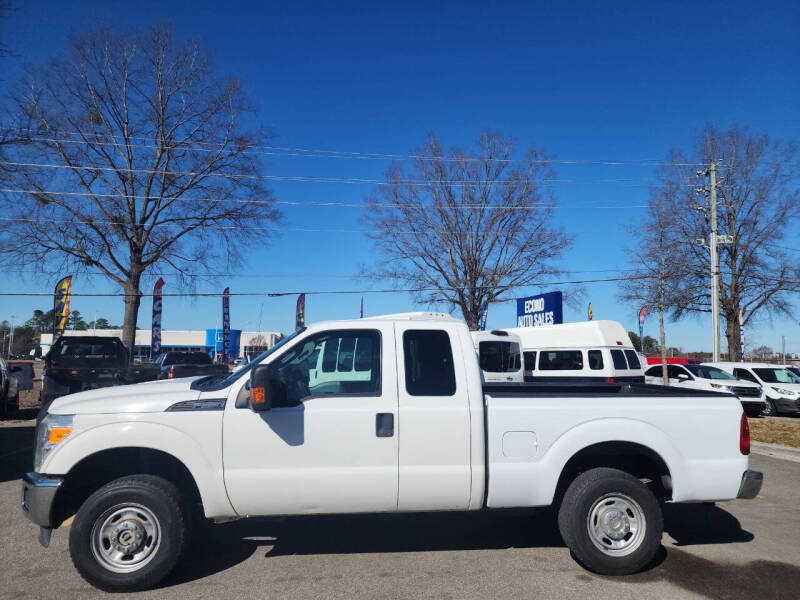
[164,502,758,589]
[0,425,34,483]
[623,547,800,599]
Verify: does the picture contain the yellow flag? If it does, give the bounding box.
[588,302,593,321]
[54,276,73,336]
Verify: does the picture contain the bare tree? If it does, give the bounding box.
[0,0,13,58]
[0,26,281,353]
[654,125,799,360]
[618,195,686,384]
[363,132,571,329]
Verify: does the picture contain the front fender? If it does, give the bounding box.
[43,416,235,518]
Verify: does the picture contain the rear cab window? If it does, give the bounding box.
[403,330,456,396]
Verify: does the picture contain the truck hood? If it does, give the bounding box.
[47,378,203,415]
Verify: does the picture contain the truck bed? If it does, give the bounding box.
[482,381,746,508]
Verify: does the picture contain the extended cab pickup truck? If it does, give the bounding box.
[21,313,763,592]
[152,351,230,380]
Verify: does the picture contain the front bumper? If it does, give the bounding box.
[21,472,63,528]
[736,469,763,499]
[774,396,800,414]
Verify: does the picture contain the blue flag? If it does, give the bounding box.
[222,287,231,361]
[478,301,488,331]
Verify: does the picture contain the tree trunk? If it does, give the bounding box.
[724,311,741,362]
[462,305,479,331]
[659,305,668,385]
[121,273,142,361]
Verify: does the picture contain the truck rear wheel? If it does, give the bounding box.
[69,475,187,592]
[558,467,662,575]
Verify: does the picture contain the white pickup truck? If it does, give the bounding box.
[21,312,762,592]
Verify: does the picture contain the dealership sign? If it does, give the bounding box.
[516,291,563,327]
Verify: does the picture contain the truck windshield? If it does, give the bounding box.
[193,328,306,389]
[753,368,800,384]
[685,365,737,380]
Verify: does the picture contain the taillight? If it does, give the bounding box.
[740,412,750,455]
[167,369,174,379]
[606,377,615,383]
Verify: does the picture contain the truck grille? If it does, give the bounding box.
[732,386,761,398]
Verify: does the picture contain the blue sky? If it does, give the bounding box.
[1,1,799,353]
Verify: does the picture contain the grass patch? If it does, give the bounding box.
[748,418,800,448]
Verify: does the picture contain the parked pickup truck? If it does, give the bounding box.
[21,312,762,592]
[152,351,230,380]
[39,336,158,414]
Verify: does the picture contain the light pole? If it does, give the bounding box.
[8,315,15,357]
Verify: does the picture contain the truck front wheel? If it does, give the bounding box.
[558,467,662,575]
[69,475,187,592]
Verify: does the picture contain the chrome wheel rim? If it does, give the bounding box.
[90,503,161,573]
[586,493,646,557]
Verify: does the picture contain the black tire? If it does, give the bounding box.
[558,467,663,576]
[762,398,777,417]
[69,475,187,592]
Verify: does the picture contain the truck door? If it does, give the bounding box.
[221,323,398,515]
[395,322,472,511]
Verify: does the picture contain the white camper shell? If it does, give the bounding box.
[470,330,524,383]
[505,320,645,383]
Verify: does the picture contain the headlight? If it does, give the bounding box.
[710,383,732,391]
[34,414,73,472]
[772,387,797,396]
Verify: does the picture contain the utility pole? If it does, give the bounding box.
[708,162,721,362]
[8,315,15,357]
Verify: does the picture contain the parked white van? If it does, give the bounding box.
[705,362,800,416]
[644,363,766,417]
[471,330,524,383]
[505,321,644,383]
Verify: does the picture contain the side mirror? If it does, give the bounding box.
[677,373,690,381]
[249,364,272,412]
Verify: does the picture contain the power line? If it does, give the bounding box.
[0,160,700,188]
[8,129,710,167]
[0,275,650,297]
[0,187,650,210]
[0,267,639,279]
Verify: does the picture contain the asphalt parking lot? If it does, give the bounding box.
[1,422,799,600]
